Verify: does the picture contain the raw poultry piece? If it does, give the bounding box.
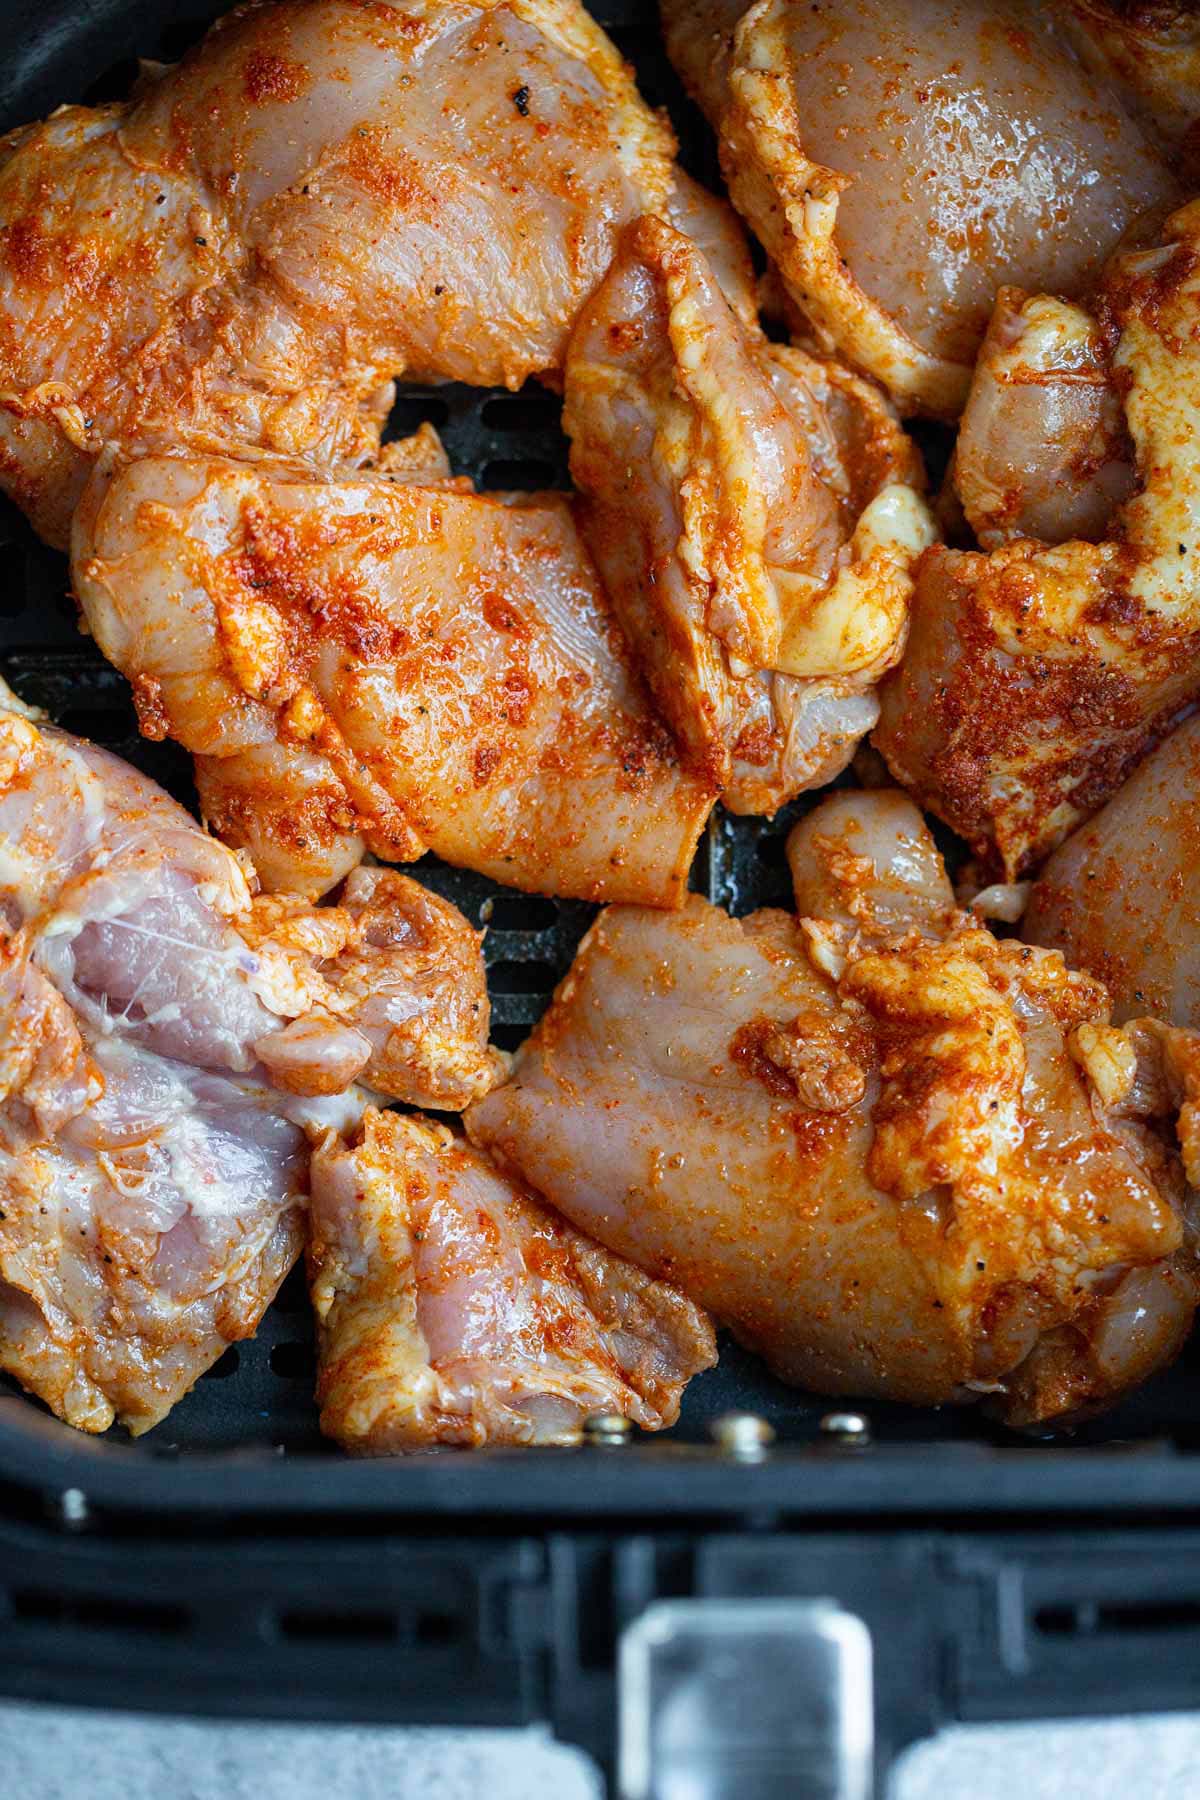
[237,867,504,1110]
[308,1108,717,1451]
[565,214,935,810]
[1023,713,1200,1029]
[1062,2,1200,163]
[0,683,498,1433]
[72,451,715,906]
[469,790,1200,1426]
[0,0,673,546]
[661,0,1180,415]
[876,198,1200,879]
[949,289,1137,552]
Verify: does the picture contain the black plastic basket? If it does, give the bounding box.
[2,2,1200,1789]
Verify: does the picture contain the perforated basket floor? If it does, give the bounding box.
[0,0,1199,1490]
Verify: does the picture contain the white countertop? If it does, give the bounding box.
[5,1702,1200,1798]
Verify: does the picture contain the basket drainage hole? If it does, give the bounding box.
[482,458,557,491]
[387,395,450,436]
[202,1347,240,1380]
[12,1590,188,1635]
[481,389,563,432]
[487,959,559,995]
[269,1341,315,1380]
[279,1608,396,1643]
[1035,1600,1200,1637]
[484,895,559,932]
[272,1269,311,1314]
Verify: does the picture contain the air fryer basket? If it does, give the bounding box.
[2,1,1200,1785]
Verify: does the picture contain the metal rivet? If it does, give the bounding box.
[710,1412,775,1461]
[583,1411,633,1446]
[52,1487,90,1529]
[818,1411,871,1446]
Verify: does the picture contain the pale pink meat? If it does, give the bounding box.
[0,0,673,545]
[72,451,715,906]
[308,1108,717,1451]
[564,214,931,811]
[663,0,1180,412]
[469,792,1200,1424]
[0,687,499,1433]
[1024,713,1200,1027]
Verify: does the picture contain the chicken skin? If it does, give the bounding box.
[72,451,715,905]
[1024,713,1200,1030]
[0,682,499,1433]
[565,215,935,810]
[1063,1,1200,165]
[950,289,1137,553]
[308,1107,717,1452]
[662,0,1180,415]
[0,0,673,546]
[468,791,1200,1426]
[876,197,1200,878]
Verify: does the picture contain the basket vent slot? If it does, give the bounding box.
[11,1589,188,1635]
[481,390,563,433]
[269,1341,316,1381]
[485,895,559,932]
[482,457,556,491]
[1034,1599,1200,1637]
[278,1607,397,1644]
[387,394,451,437]
[487,958,560,995]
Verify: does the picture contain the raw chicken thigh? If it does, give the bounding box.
[309,1108,716,1451]
[0,0,673,545]
[662,0,1180,414]
[1024,713,1200,1029]
[1063,1,1200,162]
[0,683,499,1432]
[876,197,1200,877]
[950,290,1137,552]
[564,215,935,810]
[469,791,1200,1425]
[72,450,714,905]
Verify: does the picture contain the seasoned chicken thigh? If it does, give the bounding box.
[951,290,1137,552]
[663,0,1179,414]
[239,868,504,1110]
[1063,1,1200,163]
[877,198,1200,877]
[469,792,1200,1425]
[0,685,498,1433]
[0,0,673,545]
[1024,713,1200,1029]
[565,215,935,809]
[309,1108,716,1451]
[72,452,714,905]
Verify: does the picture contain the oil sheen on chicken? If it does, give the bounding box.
[72,450,714,906]
[0,684,499,1433]
[468,790,1200,1426]
[662,0,1180,414]
[0,0,673,544]
[309,1108,717,1451]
